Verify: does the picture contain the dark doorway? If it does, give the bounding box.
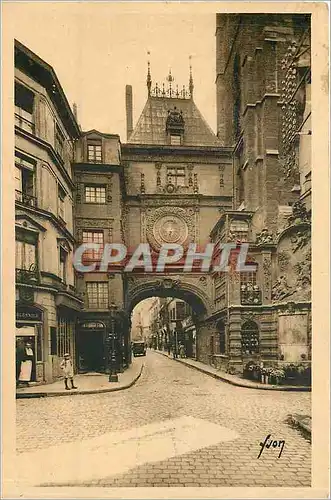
[78,330,105,373]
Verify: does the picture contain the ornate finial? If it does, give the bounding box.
[167,69,174,97]
[189,55,194,97]
[147,51,152,96]
[166,69,174,83]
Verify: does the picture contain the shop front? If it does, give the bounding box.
[182,317,196,359]
[54,293,84,378]
[76,321,107,373]
[16,304,44,383]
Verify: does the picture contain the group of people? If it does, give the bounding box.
[171,342,186,359]
[16,338,77,390]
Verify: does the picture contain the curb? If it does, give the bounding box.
[287,414,312,439]
[16,363,144,399]
[155,351,311,392]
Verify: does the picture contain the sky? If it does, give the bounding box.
[8,3,217,142]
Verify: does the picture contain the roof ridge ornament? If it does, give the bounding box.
[147,51,152,96]
[189,55,194,97]
[150,63,192,99]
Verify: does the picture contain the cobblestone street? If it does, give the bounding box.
[16,351,311,487]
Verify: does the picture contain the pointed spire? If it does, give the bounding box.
[189,55,194,97]
[147,51,152,96]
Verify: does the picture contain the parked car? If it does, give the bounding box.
[132,341,146,357]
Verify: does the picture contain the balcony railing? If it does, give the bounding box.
[15,190,37,208]
[15,114,35,134]
[16,265,39,285]
[240,286,262,305]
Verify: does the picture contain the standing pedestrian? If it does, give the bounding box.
[60,353,77,390]
[18,341,34,386]
[16,338,25,387]
[179,343,186,359]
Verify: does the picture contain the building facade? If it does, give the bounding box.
[72,129,129,372]
[14,13,312,384]
[121,66,233,355]
[15,41,82,383]
[199,13,312,373]
[138,14,312,374]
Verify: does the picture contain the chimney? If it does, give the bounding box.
[125,85,133,141]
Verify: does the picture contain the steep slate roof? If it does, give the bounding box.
[128,96,220,147]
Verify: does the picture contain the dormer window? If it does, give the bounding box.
[166,107,184,146]
[87,140,102,163]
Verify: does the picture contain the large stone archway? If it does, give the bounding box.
[125,274,216,363]
[124,274,214,318]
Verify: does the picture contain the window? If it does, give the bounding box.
[16,240,36,270]
[240,270,257,287]
[240,268,261,305]
[85,185,106,204]
[167,166,186,187]
[59,247,67,283]
[36,325,43,362]
[15,83,34,133]
[55,123,65,158]
[176,302,186,320]
[15,166,21,192]
[57,317,73,357]
[241,321,259,355]
[184,303,192,317]
[233,54,241,139]
[218,321,226,354]
[87,141,102,162]
[237,168,245,206]
[58,185,66,221]
[82,231,104,259]
[210,335,215,355]
[170,134,181,146]
[86,282,109,309]
[15,156,36,207]
[50,326,57,355]
[229,219,249,242]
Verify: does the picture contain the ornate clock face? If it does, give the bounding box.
[153,215,188,245]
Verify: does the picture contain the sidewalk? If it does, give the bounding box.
[16,357,144,399]
[155,350,311,392]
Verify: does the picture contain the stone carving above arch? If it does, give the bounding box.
[256,228,274,245]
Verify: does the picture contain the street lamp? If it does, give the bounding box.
[108,302,118,382]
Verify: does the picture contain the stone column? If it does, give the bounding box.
[228,308,242,372]
[259,310,278,362]
[262,249,273,303]
[196,320,218,366]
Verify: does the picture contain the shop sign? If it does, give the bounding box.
[80,322,105,329]
[16,305,42,322]
[182,317,194,328]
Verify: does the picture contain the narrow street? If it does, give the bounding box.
[16,350,311,488]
